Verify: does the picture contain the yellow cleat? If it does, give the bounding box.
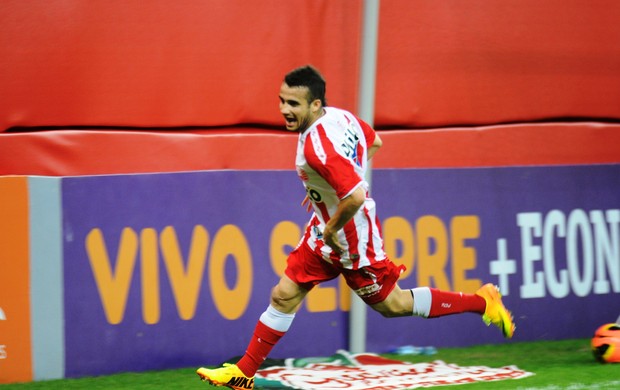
[475,283,516,339]
[196,363,254,390]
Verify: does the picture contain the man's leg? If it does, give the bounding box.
[354,261,515,338]
[371,284,485,318]
[236,276,306,376]
[409,286,486,318]
[373,284,515,338]
[197,276,307,388]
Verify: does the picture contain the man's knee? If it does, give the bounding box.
[270,287,294,310]
[373,302,409,318]
[371,288,413,318]
[270,278,306,313]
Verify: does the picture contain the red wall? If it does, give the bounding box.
[1,0,620,175]
[376,0,620,127]
[0,0,362,131]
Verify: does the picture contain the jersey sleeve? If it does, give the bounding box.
[304,124,363,199]
[354,115,376,147]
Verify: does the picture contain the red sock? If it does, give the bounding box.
[236,321,285,377]
[428,288,486,318]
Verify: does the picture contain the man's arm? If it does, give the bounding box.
[367,133,382,160]
[322,185,366,254]
[322,133,380,254]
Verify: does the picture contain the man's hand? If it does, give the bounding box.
[321,186,366,256]
[322,224,343,255]
[301,194,312,212]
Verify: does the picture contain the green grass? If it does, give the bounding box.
[1,339,618,389]
[388,338,620,389]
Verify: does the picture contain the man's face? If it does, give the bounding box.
[279,82,321,132]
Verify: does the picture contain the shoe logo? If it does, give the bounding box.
[441,303,452,308]
[227,376,254,389]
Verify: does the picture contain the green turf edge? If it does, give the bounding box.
[1,338,618,389]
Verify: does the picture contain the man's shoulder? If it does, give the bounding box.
[318,107,360,130]
[302,107,360,144]
[324,106,355,119]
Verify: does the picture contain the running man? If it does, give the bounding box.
[197,65,515,390]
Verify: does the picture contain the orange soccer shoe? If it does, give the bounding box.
[475,283,516,339]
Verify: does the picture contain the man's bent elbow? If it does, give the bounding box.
[349,186,366,207]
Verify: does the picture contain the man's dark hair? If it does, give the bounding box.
[284,65,327,106]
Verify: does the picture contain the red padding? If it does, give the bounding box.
[0,129,297,176]
[1,123,618,177]
[374,123,620,168]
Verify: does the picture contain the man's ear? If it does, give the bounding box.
[311,99,322,114]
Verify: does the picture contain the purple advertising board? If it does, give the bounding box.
[61,164,620,377]
[368,164,620,351]
[61,171,347,377]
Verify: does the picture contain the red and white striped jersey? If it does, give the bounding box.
[296,106,387,269]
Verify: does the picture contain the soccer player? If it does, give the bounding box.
[197,65,515,390]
